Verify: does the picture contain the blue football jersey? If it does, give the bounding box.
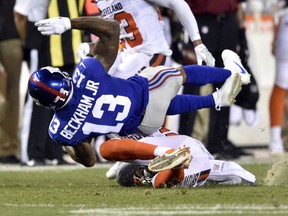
[48,58,149,146]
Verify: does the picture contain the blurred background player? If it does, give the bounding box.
[0,0,22,164]
[14,0,49,165]
[14,0,86,166]
[269,0,288,154]
[178,0,258,160]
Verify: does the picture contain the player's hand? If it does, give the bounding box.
[35,17,71,36]
[77,43,90,61]
[194,44,215,66]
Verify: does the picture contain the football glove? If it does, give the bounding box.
[35,17,71,36]
[194,44,215,66]
[76,42,91,61]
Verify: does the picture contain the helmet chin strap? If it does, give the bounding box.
[59,81,74,110]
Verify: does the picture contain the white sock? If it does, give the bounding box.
[270,126,284,153]
[270,126,282,142]
[153,147,172,157]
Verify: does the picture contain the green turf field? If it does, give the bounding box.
[1,163,288,216]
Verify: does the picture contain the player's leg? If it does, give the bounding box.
[100,136,191,171]
[180,49,250,86]
[269,60,288,154]
[100,138,172,161]
[167,72,242,115]
[138,66,184,134]
[269,85,285,153]
[207,160,256,185]
[152,168,185,188]
[150,136,212,188]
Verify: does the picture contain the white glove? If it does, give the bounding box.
[77,43,91,62]
[35,17,71,36]
[194,44,215,66]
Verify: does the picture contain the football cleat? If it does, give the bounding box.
[213,73,242,111]
[148,146,192,172]
[269,140,284,155]
[106,161,122,180]
[221,49,251,85]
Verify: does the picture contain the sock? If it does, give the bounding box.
[152,168,185,188]
[183,65,231,85]
[269,126,284,153]
[154,146,173,157]
[270,126,282,142]
[269,85,286,126]
[167,94,215,114]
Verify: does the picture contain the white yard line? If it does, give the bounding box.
[0,163,111,171]
[4,204,288,215]
[69,204,288,215]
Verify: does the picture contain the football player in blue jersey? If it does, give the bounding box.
[29,16,250,169]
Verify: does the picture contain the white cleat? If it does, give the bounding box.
[222,49,251,85]
[106,161,123,180]
[213,73,242,111]
[148,146,192,172]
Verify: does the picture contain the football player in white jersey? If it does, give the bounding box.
[105,128,256,188]
[77,0,215,79]
[269,0,288,154]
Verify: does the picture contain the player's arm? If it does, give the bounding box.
[149,0,200,42]
[69,17,120,71]
[64,141,97,167]
[35,16,120,72]
[147,0,215,66]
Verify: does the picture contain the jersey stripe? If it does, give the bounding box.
[148,68,181,91]
[29,77,67,100]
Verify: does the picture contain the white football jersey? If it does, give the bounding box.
[96,0,172,56]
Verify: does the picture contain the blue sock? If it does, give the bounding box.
[167,94,215,115]
[182,65,231,85]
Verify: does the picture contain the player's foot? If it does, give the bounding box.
[222,49,251,84]
[213,73,242,111]
[106,161,122,180]
[269,140,284,155]
[148,146,192,172]
[208,161,256,185]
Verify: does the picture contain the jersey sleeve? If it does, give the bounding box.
[80,57,107,79]
[148,0,201,41]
